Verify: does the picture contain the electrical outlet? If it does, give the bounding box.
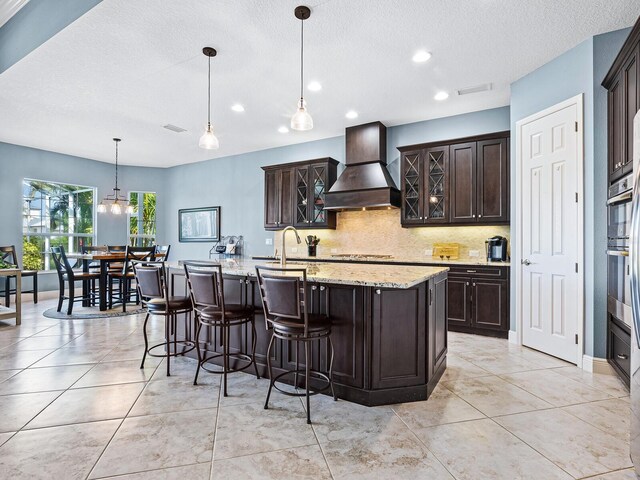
[265,238,272,245]
[291,247,298,253]
[424,249,433,256]
[469,249,480,257]
[331,248,338,254]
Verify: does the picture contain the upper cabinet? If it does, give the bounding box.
[263,158,338,230]
[603,18,640,183]
[399,131,510,227]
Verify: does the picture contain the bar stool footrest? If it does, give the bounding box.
[199,351,257,374]
[272,369,333,397]
[147,340,196,358]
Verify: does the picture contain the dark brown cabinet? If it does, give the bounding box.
[607,316,630,387]
[604,20,640,183]
[428,272,448,383]
[446,265,509,338]
[263,158,338,230]
[399,131,509,227]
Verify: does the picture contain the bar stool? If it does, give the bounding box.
[133,261,195,376]
[183,261,260,396]
[255,265,336,424]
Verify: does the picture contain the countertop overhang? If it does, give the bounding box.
[170,258,448,289]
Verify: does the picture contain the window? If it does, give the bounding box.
[128,191,156,246]
[22,179,96,271]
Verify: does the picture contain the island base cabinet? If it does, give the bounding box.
[170,270,447,407]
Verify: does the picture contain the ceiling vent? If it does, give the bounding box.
[163,124,187,133]
[456,83,492,96]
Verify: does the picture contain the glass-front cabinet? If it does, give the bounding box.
[263,158,338,230]
[401,150,423,225]
[424,146,449,223]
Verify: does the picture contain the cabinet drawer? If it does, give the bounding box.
[447,266,508,279]
[608,318,631,382]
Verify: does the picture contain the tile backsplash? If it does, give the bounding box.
[274,209,510,259]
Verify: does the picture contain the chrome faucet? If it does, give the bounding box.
[281,226,301,266]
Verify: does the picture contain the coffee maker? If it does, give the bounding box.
[485,236,508,262]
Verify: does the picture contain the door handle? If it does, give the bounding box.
[617,353,629,360]
[521,259,532,266]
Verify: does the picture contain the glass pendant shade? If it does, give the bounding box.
[97,203,107,214]
[125,204,135,215]
[110,202,122,215]
[199,124,219,149]
[291,99,313,131]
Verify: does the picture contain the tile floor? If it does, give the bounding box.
[0,299,636,479]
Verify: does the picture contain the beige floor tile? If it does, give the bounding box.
[0,420,120,480]
[553,365,630,398]
[0,348,56,370]
[214,398,316,460]
[213,445,331,480]
[0,431,14,447]
[92,463,212,479]
[30,346,112,367]
[0,368,21,382]
[416,418,573,480]
[129,375,219,416]
[215,370,271,407]
[0,391,62,432]
[72,359,159,388]
[90,409,216,478]
[439,354,492,382]
[500,369,613,406]
[457,350,551,374]
[443,375,552,416]
[392,384,485,429]
[585,468,639,479]
[494,409,632,478]
[12,334,80,351]
[562,398,630,442]
[26,383,145,429]
[321,416,455,479]
[0,364,93,395]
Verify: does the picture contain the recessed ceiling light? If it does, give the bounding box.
[412,50,432,63]
[278,126,289,133]
[231,104,245,112]
[345,110,359,119]
[307,81,322,92]
[434,91,449,101]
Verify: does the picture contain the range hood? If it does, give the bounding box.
[324,121,401,211]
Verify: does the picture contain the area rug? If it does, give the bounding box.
[43,306,146,319]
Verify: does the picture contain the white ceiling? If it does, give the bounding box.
[0,0,29,28]
[0,0,638,167]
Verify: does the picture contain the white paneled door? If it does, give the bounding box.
[518,96,583,364]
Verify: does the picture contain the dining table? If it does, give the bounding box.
[67,252,165,311]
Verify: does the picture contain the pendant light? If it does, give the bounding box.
[291,6,313,131]
[199,47,220,149]
[97,138,134,215]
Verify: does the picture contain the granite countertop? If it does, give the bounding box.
[252,254,511,267]
[170,258,448,289]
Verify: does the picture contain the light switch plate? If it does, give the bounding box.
[469,249,480,257]
[265,238,273,245]
[424,249,433,256]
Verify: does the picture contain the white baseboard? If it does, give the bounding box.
[582,355,615,375]
[508,330,519,345]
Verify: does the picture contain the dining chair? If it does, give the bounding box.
[50,246,99,315]
[154,245,171,261]
[0,245,38,307]
[109,246,155,312]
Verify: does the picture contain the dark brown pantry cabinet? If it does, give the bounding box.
[603,18,640,183]
[399,131,509,227]
[262,158,338,230]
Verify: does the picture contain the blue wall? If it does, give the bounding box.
[164,107,511,261]
[0,142,166,290]
[0,0,102,74]
[510,29,630,358]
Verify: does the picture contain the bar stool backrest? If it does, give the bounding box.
[132,261,167,305]
[255,266,309,336]
[50,246,74,279]
[0,245,19,268]
[154,245,171,261]
[183,262,225,314]
[123,246,156,275]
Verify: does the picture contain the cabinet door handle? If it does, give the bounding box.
[466,270,477,273]
[478,214,482,218]
[375,289,381,295]
[311,286,317,291]
[466,282,470,286]
[319,286,326,291]
[617,353,629,360]
[472,214,476,218]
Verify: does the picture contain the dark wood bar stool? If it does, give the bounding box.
[184,262,260,396]
[109,246,155,311]
[50,246,99,315]
[255,265,336,424]
[133,261,195,376]
[0,245,38,306]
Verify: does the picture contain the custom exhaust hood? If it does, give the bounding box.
[324,121,401,211]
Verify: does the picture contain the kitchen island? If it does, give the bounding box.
[170,259,448,406]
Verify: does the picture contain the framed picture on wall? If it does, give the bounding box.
[178,206,221,242]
